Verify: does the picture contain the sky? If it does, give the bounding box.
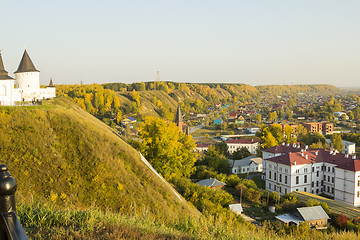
[1,0,359,87]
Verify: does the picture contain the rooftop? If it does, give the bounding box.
[197,178,226,188]
[226,139,260,144]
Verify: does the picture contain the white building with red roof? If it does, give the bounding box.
[226,139,260,154]
[263,145,360,206]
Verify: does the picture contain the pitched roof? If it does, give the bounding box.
[266,148,360,170]
[226,139,260,144]
[229,156,263,168]
[263,143,303,154]
[229,204,243,213]
[0,52,14,80]
[197,178,226,188]
[296,206,330,221]
[14,50,39,74]
[174,104,183,123]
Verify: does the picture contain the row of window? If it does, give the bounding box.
[268,171,288,184]
[324,175,335,183]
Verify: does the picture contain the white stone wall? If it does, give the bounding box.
[15,72,40,100]
[0,80,21,106]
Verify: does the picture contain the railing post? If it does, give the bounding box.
[0,164,27,240]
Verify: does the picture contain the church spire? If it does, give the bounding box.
[48,78,54,87]
[14,49,39,74]
[174,104,184,132]
[0,51,14,80]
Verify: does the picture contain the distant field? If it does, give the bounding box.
[191,127,239,138]
[292,192,360,219]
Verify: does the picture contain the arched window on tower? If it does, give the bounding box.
[0,85,6,96]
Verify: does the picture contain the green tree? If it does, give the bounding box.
[331,133,343,152]
[232,147,251,160]
[268,111,278,122]
[139,116,197,179]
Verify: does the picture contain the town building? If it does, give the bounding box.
[195,143,209,152]
[197,178,226,189]
[229,204,243,215]
[302,122,333,135]
[226,139,260,154]
[326,139,356,155]
[263,145,360,206]
[228,156,263,174]
[275,206,329,228]
[0,50,55,106]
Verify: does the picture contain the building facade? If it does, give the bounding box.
[263,146,360,206]
[226,139,260,154]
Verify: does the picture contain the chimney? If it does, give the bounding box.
[333,152,336,156]
[345,154,349,158]
[305,145,308,150]
[301,152,304,157]
[330,150,333,155]
[297,145,300,149]
[353,155,357,160]
[294,161,297,165]
[305,154,308,159]
[315,151,319,156]
[282,142,285,146]
[286,143,290,147]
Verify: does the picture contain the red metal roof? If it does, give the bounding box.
[263,144,304,154]
[226,139,260,144]
[266,149,360,171]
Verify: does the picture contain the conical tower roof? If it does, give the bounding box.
[48,78,54,87]
[174,104,183,123]
[0,51,14,80]
[14,50,39,74]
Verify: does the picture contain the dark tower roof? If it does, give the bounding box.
[14,50,39,74]
[0,51,14,80]
[48,78,54,87]
[174,104,183,123]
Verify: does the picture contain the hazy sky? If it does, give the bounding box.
[1,0,359,87]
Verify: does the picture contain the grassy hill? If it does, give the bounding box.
[0,97,199,222]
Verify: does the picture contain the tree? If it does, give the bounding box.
[139,116,197,179]
[268,111,278,122]
[215,141,229,156]
[331,133,343,151]
[232,147,251,160]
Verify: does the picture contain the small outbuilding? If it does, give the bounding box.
[229,204,243,214]
[197,178,226,189]
[275,206,330,228]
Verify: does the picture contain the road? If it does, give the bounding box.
[189,123,204,134]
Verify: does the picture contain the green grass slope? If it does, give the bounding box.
[0,97,199,222]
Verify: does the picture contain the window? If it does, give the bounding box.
[279,174,282,183]
[274,173,277,181]
[279,167,282,172]
[296,169,299,174]
[269,183,271,189]
[312,182,314,187]
[328,167,330,172]
[332,167,335,173]
[285,189,287,194]
[328,186,330,192]
[304,175,307,183]
[317,171,319,177]
[316,189,319,194]
[312,167,314,172]
[332,188,334,194]
[285,169,288,173]
[304,168,308,173]
[304,188,307,192]
[296,189,298,191]
[269,171,271,179]
[358,191,360,198]
[323,175,326,181]
[280,187,282,193]
[321,180,324,186]
[358,180,360,187]
[332,177,334,183]
[328,176,330,182]
[296,176,299,184]
[316,181,319,187]
[285,176,288,184]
